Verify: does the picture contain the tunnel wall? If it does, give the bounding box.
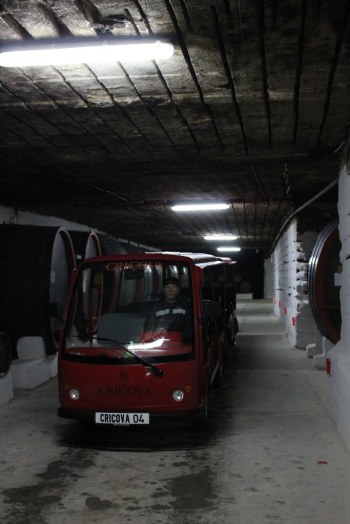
[264,257,274,299]
[328,155,350,451]
[270,219,318,349]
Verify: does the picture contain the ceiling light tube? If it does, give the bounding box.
[0,37,174,67]
[171,203,230,212]
[217,247,241,252]
[204,234,238,241]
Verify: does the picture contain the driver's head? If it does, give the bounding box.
[163,277,180,301]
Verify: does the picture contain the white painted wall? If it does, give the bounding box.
[264,257,274,298]
[328,156,350,450]
[266,146,350,451]
[271,220,298,346]
[269,219,319,349]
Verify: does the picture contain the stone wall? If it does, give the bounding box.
[264,257,274,299]
[328,154,350,450]
[270,219,318,349]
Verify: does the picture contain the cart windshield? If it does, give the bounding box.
[63,258,194,362]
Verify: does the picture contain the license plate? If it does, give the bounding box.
[95,412,150,426]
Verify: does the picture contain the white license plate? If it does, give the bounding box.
[95,412,150,426]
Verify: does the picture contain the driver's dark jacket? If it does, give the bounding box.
[144,295,192,342]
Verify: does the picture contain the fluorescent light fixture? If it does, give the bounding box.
[171,203,230,212]
[0,37,174,67]
[217,247,241,252]
[204,234,238,241]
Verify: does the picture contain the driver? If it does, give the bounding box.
[144,277,192,343]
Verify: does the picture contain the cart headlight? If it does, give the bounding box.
[69,388,80,400]
[173,389,184,402]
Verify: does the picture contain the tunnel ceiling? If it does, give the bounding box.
[0,0,348,256]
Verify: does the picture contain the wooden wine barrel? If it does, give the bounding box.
[119,242,143,253]
[0,332,11,376]
[0,225,76,355]
[69,230,101,265]
[308,221,341,344]
[99,236,143,255]
[99,235,128,255]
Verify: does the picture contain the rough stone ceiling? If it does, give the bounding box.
[0,0,349,255]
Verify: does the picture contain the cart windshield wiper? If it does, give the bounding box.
[96,336,164,377]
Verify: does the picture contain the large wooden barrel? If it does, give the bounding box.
[69,230,101,265]
[99,236,143,255]
[99,235,128,255]
[0,332,11,376]
[308,221,341,344]
[0,225,76,355]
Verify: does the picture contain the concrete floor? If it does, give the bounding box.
[1,299,350,523]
